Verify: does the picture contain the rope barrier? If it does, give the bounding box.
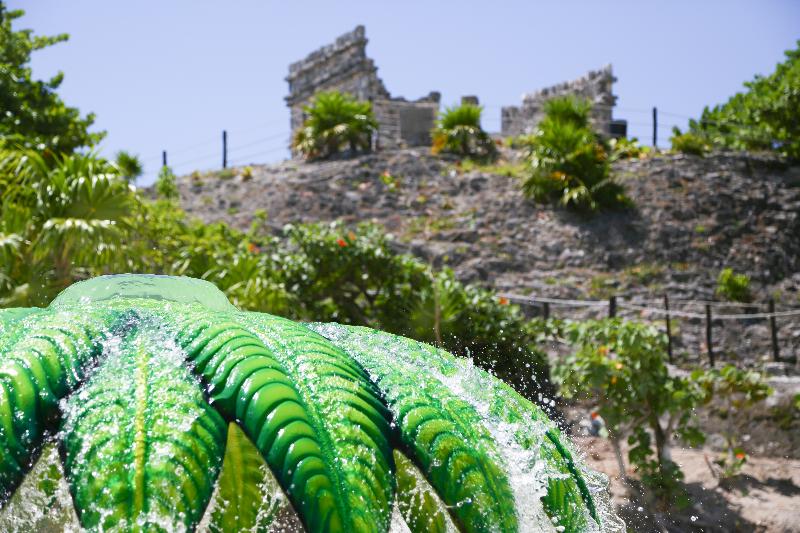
[500,293,800,321]
[500,294,607,307]
[670,298,767,309]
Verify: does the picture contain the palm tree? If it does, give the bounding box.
[431,103,497,161]
[292,91,378,160]
[0,148,136,305]
[114,150,143,184]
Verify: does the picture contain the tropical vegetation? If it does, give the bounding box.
[519,96,630,212]
[548,318,772,507]
[681,40,800,160]
[0,4,103,155]
[431,103,497,161]
[292,91,378,160]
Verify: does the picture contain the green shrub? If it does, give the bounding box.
[687,40,800,160]
[695,365,772,479]
[408,269,551,399]
[670,130,709,156]
[608,136,651,161]
[431,104,497,161]
[292,91,377,160]
[520,96,629,212]
[217,168,235,180]
[155,165,179,200]
[554,319,708,507]
[715,267,752,303]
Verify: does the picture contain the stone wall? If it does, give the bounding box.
[286,26,440,151]
[501,65,625,137]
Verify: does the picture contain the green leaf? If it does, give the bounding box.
[393,450,453,533]
[208,423,285,533]
[61,329,226,531]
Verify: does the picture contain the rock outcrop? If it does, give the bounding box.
[175,148,800,364]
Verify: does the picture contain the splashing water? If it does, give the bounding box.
[0,275,624,532]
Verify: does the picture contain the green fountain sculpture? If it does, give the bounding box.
[0,275,622,532]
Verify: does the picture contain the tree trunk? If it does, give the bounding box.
[610,435,627,482]
[650,413,672,472]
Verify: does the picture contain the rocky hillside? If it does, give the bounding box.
[174,148,800,364]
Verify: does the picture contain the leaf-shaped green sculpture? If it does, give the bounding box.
[61,327,226,530]
[393,450,454,533]
[208,423,285,532]
[0,274,623,532]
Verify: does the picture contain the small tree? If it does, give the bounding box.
[556,319,707,507]
[292,91,377,160]
[431,104,496,161]
[156,165,179,200]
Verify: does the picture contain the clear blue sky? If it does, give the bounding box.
[9,0,800,184]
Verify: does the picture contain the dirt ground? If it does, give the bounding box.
[574,436,800,532]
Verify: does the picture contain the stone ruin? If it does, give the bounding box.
[286,27,626,151]
[285,26,441,152]
[501,65,627,138]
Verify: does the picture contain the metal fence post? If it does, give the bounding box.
[652,107,658,148]
[705,304,714,367]
[162,150,167,167]
[664,294,673,363]
[609,296,617,318]
[222,130,228,169]
[769,299,780,361]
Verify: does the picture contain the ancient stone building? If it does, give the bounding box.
[286,26,441,151]
[501,65,627,138]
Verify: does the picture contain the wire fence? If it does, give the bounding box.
[148,102,768,183]
[500,293,800,367]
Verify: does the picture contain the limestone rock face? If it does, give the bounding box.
[174,148,800,362]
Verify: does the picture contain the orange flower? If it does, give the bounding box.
[247,242,258,254]
[347,231,356,241]
[336,238,347,248]
[498,297,509,305]
[598,345,608,356]
[611,376,618,385]
[735,452,746,460]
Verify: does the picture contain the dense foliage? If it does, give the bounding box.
[292,91,378,160]
[0,5,103,154]
[431,103,497,161]
[683,40,800,160]
[520,96,630,212]
[0,149,135,306]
